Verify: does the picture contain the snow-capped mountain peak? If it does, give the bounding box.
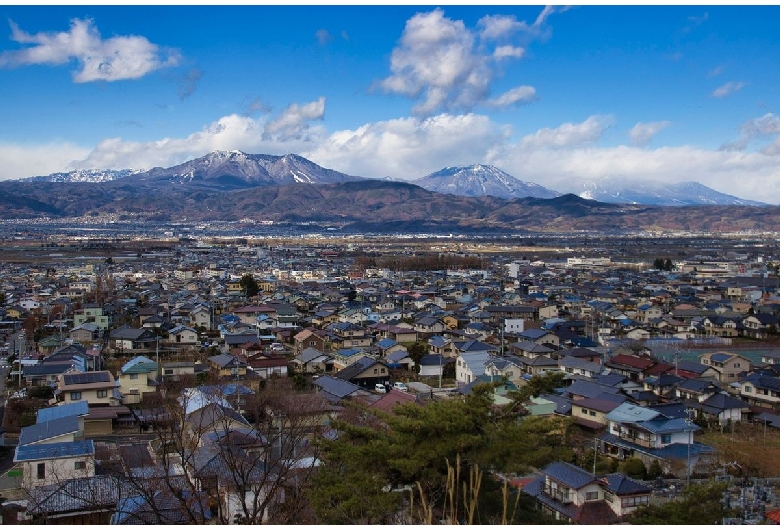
[412,164,561,199]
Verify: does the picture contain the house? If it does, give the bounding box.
[293,329,327,355]
[484,355,525,386]
[331,347,367,371]
[160,361,198,380]
[699,351,752,384]
[109,326,158,354]
[523,461,652,524]
[14,440,96,489]
[572,394,627,430]
[333,356,391,390]
[290,347,334,374]
[598,402,716,477]
[56,371,120,407]
[73,304,110,330]
[164,325,199,348]
[739,373,780,408]
[455,351,491,385]
[208,354,247,378]
[117,356,158,406]
[418,354,448,378]
[685,393,751,426]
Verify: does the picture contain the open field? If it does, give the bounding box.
[699,423,780,478]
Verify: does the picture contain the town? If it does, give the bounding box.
[1,223,780,524]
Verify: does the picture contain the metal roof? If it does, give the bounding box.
[37,400,89,423]
[15,440,95,462]
[19,416,80,445]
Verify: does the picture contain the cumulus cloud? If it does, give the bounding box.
[377,7,558,115]
[486,86,536,108]
[629,121,671,147]
[304,113,509,179]
[263,97,326,141]
[0,18,180,82]
[517,115,614,150]
[712,81,745,98]
[11,106,780,204]
[493,45,525,59]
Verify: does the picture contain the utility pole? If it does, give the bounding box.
[685,407,695,486]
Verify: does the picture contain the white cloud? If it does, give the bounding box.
[629,121,671,147]
[378,7,556,115]
[0,18,180,82]
[712,81,745,98]
[303,113,510,179]
[518,115,614,150]
[487,86,536,107]
[720,113,780,151]
[264,97,326,141]
[0,142,91,180]
[493,45,525,59]
[10,107,780,204]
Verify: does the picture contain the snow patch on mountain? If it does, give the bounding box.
[413,164,561,199]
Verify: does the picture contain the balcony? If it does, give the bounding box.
[543,485,573,504]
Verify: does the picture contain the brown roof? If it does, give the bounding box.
[369,389,420,414]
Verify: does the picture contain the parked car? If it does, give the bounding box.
[270,343,285,352]
[393,382,409,392]
[374,383,387,393]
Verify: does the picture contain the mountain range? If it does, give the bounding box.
[5,150,778,232]
[22,152,761,207]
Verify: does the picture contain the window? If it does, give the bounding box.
[622,495,649,508]
[381,368,386,373]
[744,385,752,393]
[661,434,672,444]
[37,463,45,480]
[585,491,599,501]
[582,408,588,414]
[129,373,139,380]
[75,461,86,470]
[164,369,173,375]
[589,411,596,417]
[374,368,378,374]
[97,389,108,398]
[604,491,614,503]
[70,391,81,401]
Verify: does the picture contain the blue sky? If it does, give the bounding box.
[1,5,780,202]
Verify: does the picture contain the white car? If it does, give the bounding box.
[374,383,387,394]
[393,382,409,392]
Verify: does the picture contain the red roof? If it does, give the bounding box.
[608,354,655,370]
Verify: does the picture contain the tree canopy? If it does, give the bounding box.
[310,382,574,524]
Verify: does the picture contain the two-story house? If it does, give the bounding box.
[699,351,752,384]
[56,371,119,406]
[598,402,715,477]
[117,356,158,406]
[523,461,652,524]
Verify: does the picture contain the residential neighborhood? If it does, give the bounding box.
[1,230,780,523]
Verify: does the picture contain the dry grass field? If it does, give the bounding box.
[699,423,780,477]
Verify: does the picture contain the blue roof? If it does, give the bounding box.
[542,461,596,489]
[37,401,89,423]
[376,337,397,349]
[710,352,734,363]
[601,473,652,495]
[20,416,80,445]
[313,375,363,398]
[15,440,95,462]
